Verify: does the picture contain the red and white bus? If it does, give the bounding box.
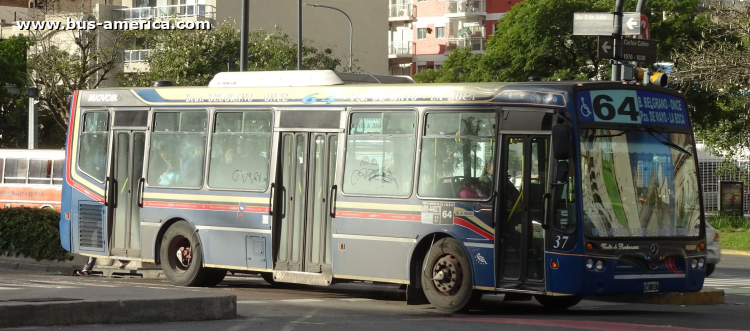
[0,149,65,210]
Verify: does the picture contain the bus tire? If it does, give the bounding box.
[202,269,227,287]
[421,237,480,313]
[534,295,582,310]
[160,221,210,286]
[706,263,716,277]
[261,272,276,285]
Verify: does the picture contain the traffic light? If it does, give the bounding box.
[621,65,668,87]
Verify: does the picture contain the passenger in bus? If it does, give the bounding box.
[181,143,203,187]
[479,159,494,194]
[460,177,487,199]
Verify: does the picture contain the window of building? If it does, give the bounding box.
[3,158,27,184]
[147,110,208,188]
[78,112,109,182]
[343,111,417,197]
[417,28,427,40]
[208,111,272,190]
[28,159,53,185]
[435,27,445,39]
[418,112,497,199]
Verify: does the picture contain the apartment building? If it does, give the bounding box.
[388,0,522,75]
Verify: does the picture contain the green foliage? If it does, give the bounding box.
[0,36,30,148]
[118,22,344,87]
[718,231,750,251]
[0,208,71,262]
[709,213,750,232]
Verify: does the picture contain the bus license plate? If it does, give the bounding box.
[643,281,659,293]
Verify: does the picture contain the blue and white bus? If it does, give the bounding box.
[60,70,706,312]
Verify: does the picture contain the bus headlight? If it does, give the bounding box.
[586,259,594,269]
[691,259,698,269]
[698,258,705,269]
[595,260,604,271]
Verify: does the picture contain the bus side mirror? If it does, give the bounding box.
[556,161,569,183]
[553,125,570,160]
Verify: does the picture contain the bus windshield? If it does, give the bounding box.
[580,129,700,238]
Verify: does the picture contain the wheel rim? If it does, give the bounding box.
[167,234,192,273]
[431,253,463,296]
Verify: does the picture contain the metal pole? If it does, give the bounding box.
[240,0,249,71]
[27,87,38,149]
[611,0,624,81]
[298,0,303,70]
[306,4,353,72]
[633,0,646,69]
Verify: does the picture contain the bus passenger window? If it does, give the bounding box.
[343,111,416,197]
[148,110,208,188]
[0,158,4,183]
[28,159,53,185]
[208,111,272,190]
[3,158,28,184]
[78,112,109,182]
[52,160,64,185]
[418,112,496,199]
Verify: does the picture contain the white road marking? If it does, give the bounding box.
[281,299,324,303]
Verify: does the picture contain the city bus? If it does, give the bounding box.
[59,70,706,312]
[1,149,65,210]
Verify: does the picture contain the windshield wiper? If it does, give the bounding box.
[645,129,693,156]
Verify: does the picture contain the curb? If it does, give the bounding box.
[0,295,237,328]
[588,288,725,305]
[0,260,76,275]
[722,249,750,257]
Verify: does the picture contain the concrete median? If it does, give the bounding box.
[588,288,725,305]
[0,294,236,328]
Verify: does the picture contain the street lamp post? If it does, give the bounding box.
[305,3,353,73]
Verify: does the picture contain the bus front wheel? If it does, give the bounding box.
[160,221,211,286]
[534,295,582,310]
[421,237,482,313]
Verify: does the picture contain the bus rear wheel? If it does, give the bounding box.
[421,237,481,313]
[160,221,211,286]
[534,295,582,310]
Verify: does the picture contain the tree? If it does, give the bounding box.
[671,0,750,162]
[0,36,30,148]
[117,22,344,87]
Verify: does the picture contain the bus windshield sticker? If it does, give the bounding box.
[577,90,688,127]
[421,201,455,225]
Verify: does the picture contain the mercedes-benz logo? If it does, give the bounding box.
[649,244,659,256]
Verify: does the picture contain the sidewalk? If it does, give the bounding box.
[0,254,236,327]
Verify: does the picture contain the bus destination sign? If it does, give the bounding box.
[577,90,689,127]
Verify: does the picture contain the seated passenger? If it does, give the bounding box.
[460,177,487,199]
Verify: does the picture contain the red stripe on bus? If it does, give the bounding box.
[453,217,494,240]
[143,201,270,213]
[335,210,420,221]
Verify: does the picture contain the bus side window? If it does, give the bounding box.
[418,112,496,199]
[4,158,28,184]
[79,111,109,182]
[208,111,272,190]
[0,158,4,183]
[28,159,53,185]
[52,160,64,185]
[343,111,416,197]
[147,110,207,188]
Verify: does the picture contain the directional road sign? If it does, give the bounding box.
[573,12,642,36]
[598,36,658,63]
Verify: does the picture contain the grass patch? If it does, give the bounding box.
[707,213,750,232]
[717,231,750,251]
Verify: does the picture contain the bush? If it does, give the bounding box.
[0,207,71,261]
[707,213,750,232]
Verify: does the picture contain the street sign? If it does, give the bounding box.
[634,14,650,40]
[598,36,658,62]
[573,12,642,36]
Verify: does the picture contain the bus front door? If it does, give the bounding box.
[273,132,337,283]
[107,130,146,258]
[498,135,550,292]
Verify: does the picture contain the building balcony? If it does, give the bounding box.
[389,3,415,21]
[446,0,486,17]
[117,49,151,63]
[388,41,413,58]
[445,37,485,53]
[113,4,215,21]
